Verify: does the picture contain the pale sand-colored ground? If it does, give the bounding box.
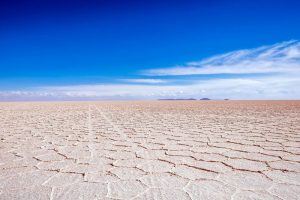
[0,101,299,200]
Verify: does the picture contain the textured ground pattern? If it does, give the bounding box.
[0,101,300,200]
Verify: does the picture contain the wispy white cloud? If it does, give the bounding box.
[120,78,167,84]
[1,73,299,100]
[143,40,300,75]
[1,40,299,100]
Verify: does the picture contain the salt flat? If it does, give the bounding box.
[0,101,299,200]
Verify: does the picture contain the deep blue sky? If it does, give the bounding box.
[0,0,300,90]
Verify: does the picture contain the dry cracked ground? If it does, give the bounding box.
[0,101,300,200]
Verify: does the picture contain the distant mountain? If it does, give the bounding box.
[200,98,211,100]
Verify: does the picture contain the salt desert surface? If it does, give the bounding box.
[0,101,299,200]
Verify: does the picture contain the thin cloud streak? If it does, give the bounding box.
[120,79,167,84]
[143,40,300,76]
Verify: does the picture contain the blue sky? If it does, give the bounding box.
[0,0,300,100]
